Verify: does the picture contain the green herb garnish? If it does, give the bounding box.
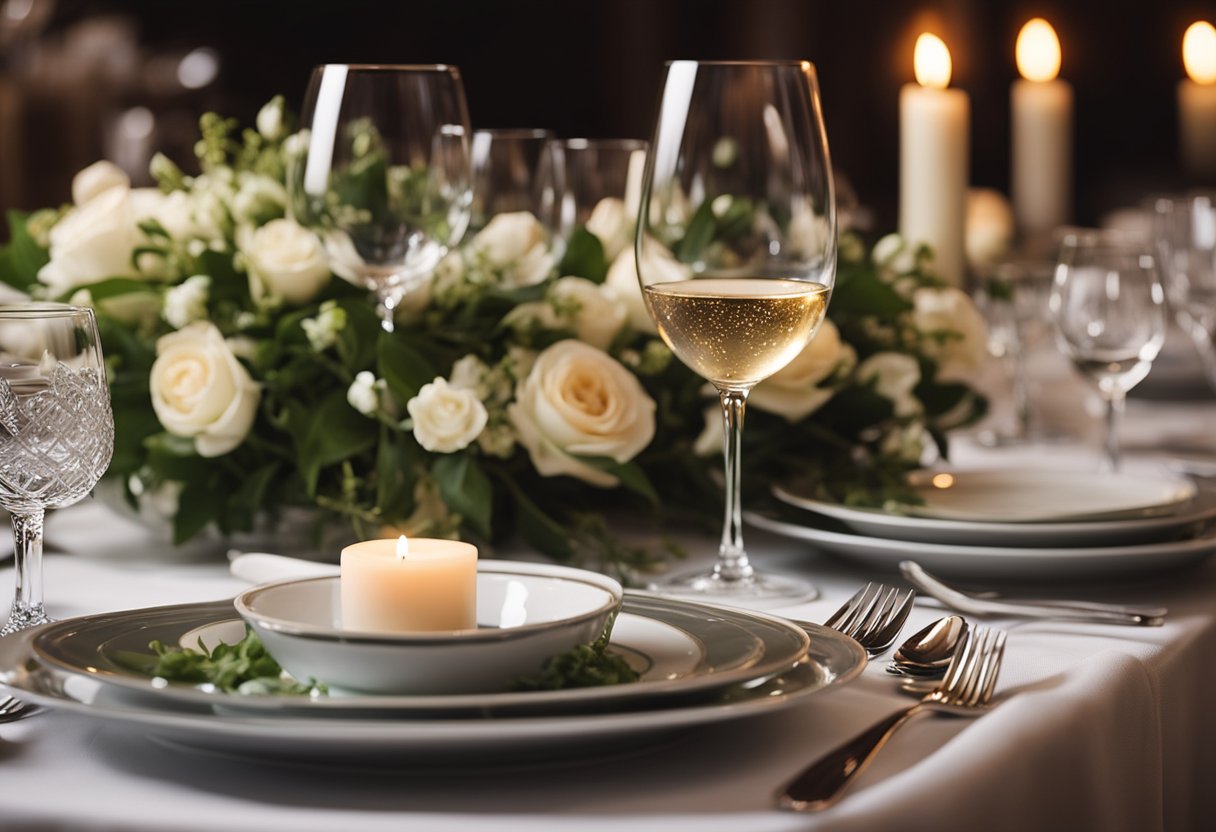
[115,629,326,696]
[509,642,640,691]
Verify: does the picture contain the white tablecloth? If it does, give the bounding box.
[2,393,1215,831]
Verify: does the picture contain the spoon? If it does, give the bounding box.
[885,615,968,678]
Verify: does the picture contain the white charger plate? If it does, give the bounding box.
[0,609,865,766]
[773,481,1216,547]
[895,469,1197,523]
[29,594,808,716]
[745,510,1216,579]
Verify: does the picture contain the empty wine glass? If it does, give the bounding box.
[288,64,473,331]
[549,137,648,256]
[637,61,836,603]
[1050,231,1165,471]
[0,305,113,634]
[1153,194,1216,392]
[469,128,555,232]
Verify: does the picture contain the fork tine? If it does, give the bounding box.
[975,630,1007,706]
[869,588,916,646]
[823,584,869,631]
[938,627,979,701]
[956,628,993,706]
[836,584,880,637]
[856,587,897,642]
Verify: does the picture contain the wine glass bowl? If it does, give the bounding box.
[636,60,836,603]
[0,305,113,634]
[548,138,648,252]
[469,128,556,232]
[1050,231,1165,471]
[1153,194,1216,392]
[288,64,473,331]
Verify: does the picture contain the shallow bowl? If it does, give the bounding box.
[234,560,623,694]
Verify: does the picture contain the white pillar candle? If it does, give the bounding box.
[1012,18,1073,240]
[900,33,970,287]
[340,536,478,633]
[1179,21,1216,179]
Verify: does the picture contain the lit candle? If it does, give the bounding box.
[1011,18,1073,241]
[1179,21,1216,179]
[340,535,478,633]
[900,33,970,287]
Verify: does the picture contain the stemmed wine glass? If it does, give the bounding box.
[1050,231,1165,471]
[548,137,648,255]
[0,305,113,634]
[470,128,555,232]
[288,64,473,332]
[1153,194,1216,392]
[636,61,837,603]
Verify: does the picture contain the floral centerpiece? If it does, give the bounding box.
[0,99,987,578]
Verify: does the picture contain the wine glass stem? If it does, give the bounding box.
[716,388,754,583]
[3,509,48,635]
[1103,390,1126,472]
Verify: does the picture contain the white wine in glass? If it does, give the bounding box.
[637,61,837,603]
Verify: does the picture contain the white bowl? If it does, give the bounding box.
[234,560,623,694]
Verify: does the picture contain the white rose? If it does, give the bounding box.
[856,352,922,418]
[150,322,261,457]
[38,186,148,295]
[347,371,383,417]
[232,173,287,226]
[604,238,689,335]
[469,211,553,287]
[550,276,626,350]
[871,233,917,274]
[163,275,211,329]
[72,160,129,205]
[239,218,332,306]
[508,340,656,487]
[912,287,989,382]
[751,320,856,421]
[407,378,488,453]
[787,199,832,260]
[256,96,286,141]
[966,188,1015,269]
[585,197,631,261]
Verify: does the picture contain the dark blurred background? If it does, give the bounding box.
[0,0,1210,234]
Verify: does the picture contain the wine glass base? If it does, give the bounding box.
[646,569,817,608]
[1,604,51,637]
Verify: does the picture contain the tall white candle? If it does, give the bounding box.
[1179,21,1216,179]
[340,536,478,633]
[900,33,970,287]
[1012,18,1073,240]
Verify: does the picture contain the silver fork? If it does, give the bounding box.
[778,625,1007,811]
[0,694,37,723]
[822,583,916,657]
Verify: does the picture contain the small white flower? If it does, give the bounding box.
[231,173,287,226]
[711,194,733,218]
[856,352,922,417]
[407,378,489,453]
[912,287,989,382]
[347,371,382,417]
[477,422,517,458]
[872,233,916,274]
[72,160,129,205]
[449,354,490,394]
[585,197,631,261]
[550,276,626,351]
[301,300,347,352]
[163,275,211,329]
[256,96,287,141]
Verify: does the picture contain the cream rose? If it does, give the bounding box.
[585,197,631,261]
[72,160,129,205]
[550,276,626,350]
[751,320,855,421]
[150,322,261,457]
[604,238,689,335]
[38,186,156,295]
[856,352,922,418]
[469,211,553,287]
[508,340,656,487]
[407,378,488,453]
[239,218,331,306]
[912,287,989,382]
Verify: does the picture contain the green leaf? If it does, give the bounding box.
[375,433,417,520]
[0,211,50,291]
[226,463,280,531]
[675,201,716,264]
[288,391,378,495]
[377,331,437,404]
[432,454,493,538]
[334,299,381,371]
[557,227,609,284]
[144,433,210,481]
[173,478,224,544]
[501,477,574,560]
[74,277,160,303]
[571,456,660,507]
[829,264,912,318]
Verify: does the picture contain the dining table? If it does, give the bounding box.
[2,362,1215,832]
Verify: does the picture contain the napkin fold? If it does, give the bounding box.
[228,551,339,584]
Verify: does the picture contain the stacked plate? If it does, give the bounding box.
[0,573,866,767]
[747,468,1216,580]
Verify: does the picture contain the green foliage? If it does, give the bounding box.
[557,227,609,284]
[0,211,51,291]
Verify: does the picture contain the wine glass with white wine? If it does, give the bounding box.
[636,61,837,603]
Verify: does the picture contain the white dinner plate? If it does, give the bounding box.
[773,481,1216,547]
[895,469,1197,523]
[29,594,809,717]
[0,613,865,766]
[745,510,1216,580]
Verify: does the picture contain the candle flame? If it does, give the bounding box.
[1016,18,1061,82]
[1184,21,1216,84]
[914,33,952,90]
[396,535,409,560]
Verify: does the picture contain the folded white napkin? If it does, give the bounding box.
[228,552,339,584]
